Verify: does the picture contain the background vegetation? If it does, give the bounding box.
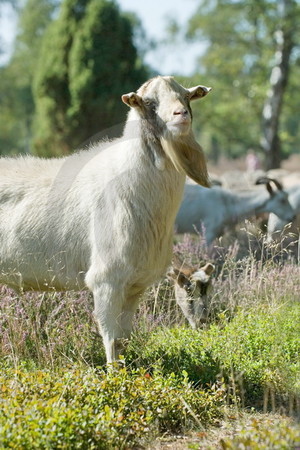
[0,0,148,156]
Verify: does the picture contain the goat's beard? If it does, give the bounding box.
[160,134,210,187]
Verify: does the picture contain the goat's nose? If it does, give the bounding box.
[173,108,188,116]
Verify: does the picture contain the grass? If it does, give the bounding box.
[0,231,299,448]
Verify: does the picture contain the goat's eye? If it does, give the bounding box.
[185,281,195,294]
[144,99,155,108]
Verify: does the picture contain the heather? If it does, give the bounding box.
[0,233,299,448]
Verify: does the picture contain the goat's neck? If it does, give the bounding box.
[121,114,186,245]
[230,189,270,222]
[123,112,179,173]
[123,113,163,166]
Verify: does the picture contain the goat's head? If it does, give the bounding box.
[122,76,211,186]
[255,177,295,222]
[167,257,215,329]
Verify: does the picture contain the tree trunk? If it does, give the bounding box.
[260,0,295,170]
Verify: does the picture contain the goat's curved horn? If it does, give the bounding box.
[255,176,269,185]
[255,176,283,196]
[267,178,283,191]
[255,176,283,190]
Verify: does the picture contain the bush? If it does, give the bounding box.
[127,301,300,411]
[0,366,224,449]
[206,303,300,407]
[127,326,220,387]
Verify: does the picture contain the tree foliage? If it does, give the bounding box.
[33,0,148,156]
[0,0,58,155]
[0,0,148,156]
[185,0,300,166]
[2,0,300,164]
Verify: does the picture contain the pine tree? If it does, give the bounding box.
[33,0,148,156]
[0,0,57,154]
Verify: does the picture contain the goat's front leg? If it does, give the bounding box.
[120,290,145,337]
[92,283,127,364]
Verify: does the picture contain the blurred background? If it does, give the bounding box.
[0,0,299,171]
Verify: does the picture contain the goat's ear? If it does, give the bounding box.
[172,255,195,277]
[202,263,215,276]
[121,92,143,108]
[167,268,190,289]
[188,85,212,101]
[176,272,191,289]
[191,263,215,283]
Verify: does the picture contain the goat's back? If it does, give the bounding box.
[0,141,184,292]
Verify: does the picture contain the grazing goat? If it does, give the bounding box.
[175,178,295,245]
[0,76,211,364]
[168,256,215,329]
[267,184,300,241]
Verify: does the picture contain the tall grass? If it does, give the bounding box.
[0,287,106,368]
[0,231,298,371]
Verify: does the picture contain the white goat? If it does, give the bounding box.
[168,256,215,329]
[175,178,295,245]
[0,76,211,364]
[267,184,300,241]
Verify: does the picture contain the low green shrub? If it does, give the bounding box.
[0,365,224,449]
[128,302,300,410]
[127,326,220,386]
[206,303,300,407]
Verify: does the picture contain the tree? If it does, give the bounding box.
[0,0,58,155]
[33,0,148,156]
[184,0,300,168]
[260,0,297,169]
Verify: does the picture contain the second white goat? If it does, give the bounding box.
[175,178,295,245]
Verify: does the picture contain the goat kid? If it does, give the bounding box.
[168,256,215,329]
[175,178,295,245]
[0,76,211,364]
